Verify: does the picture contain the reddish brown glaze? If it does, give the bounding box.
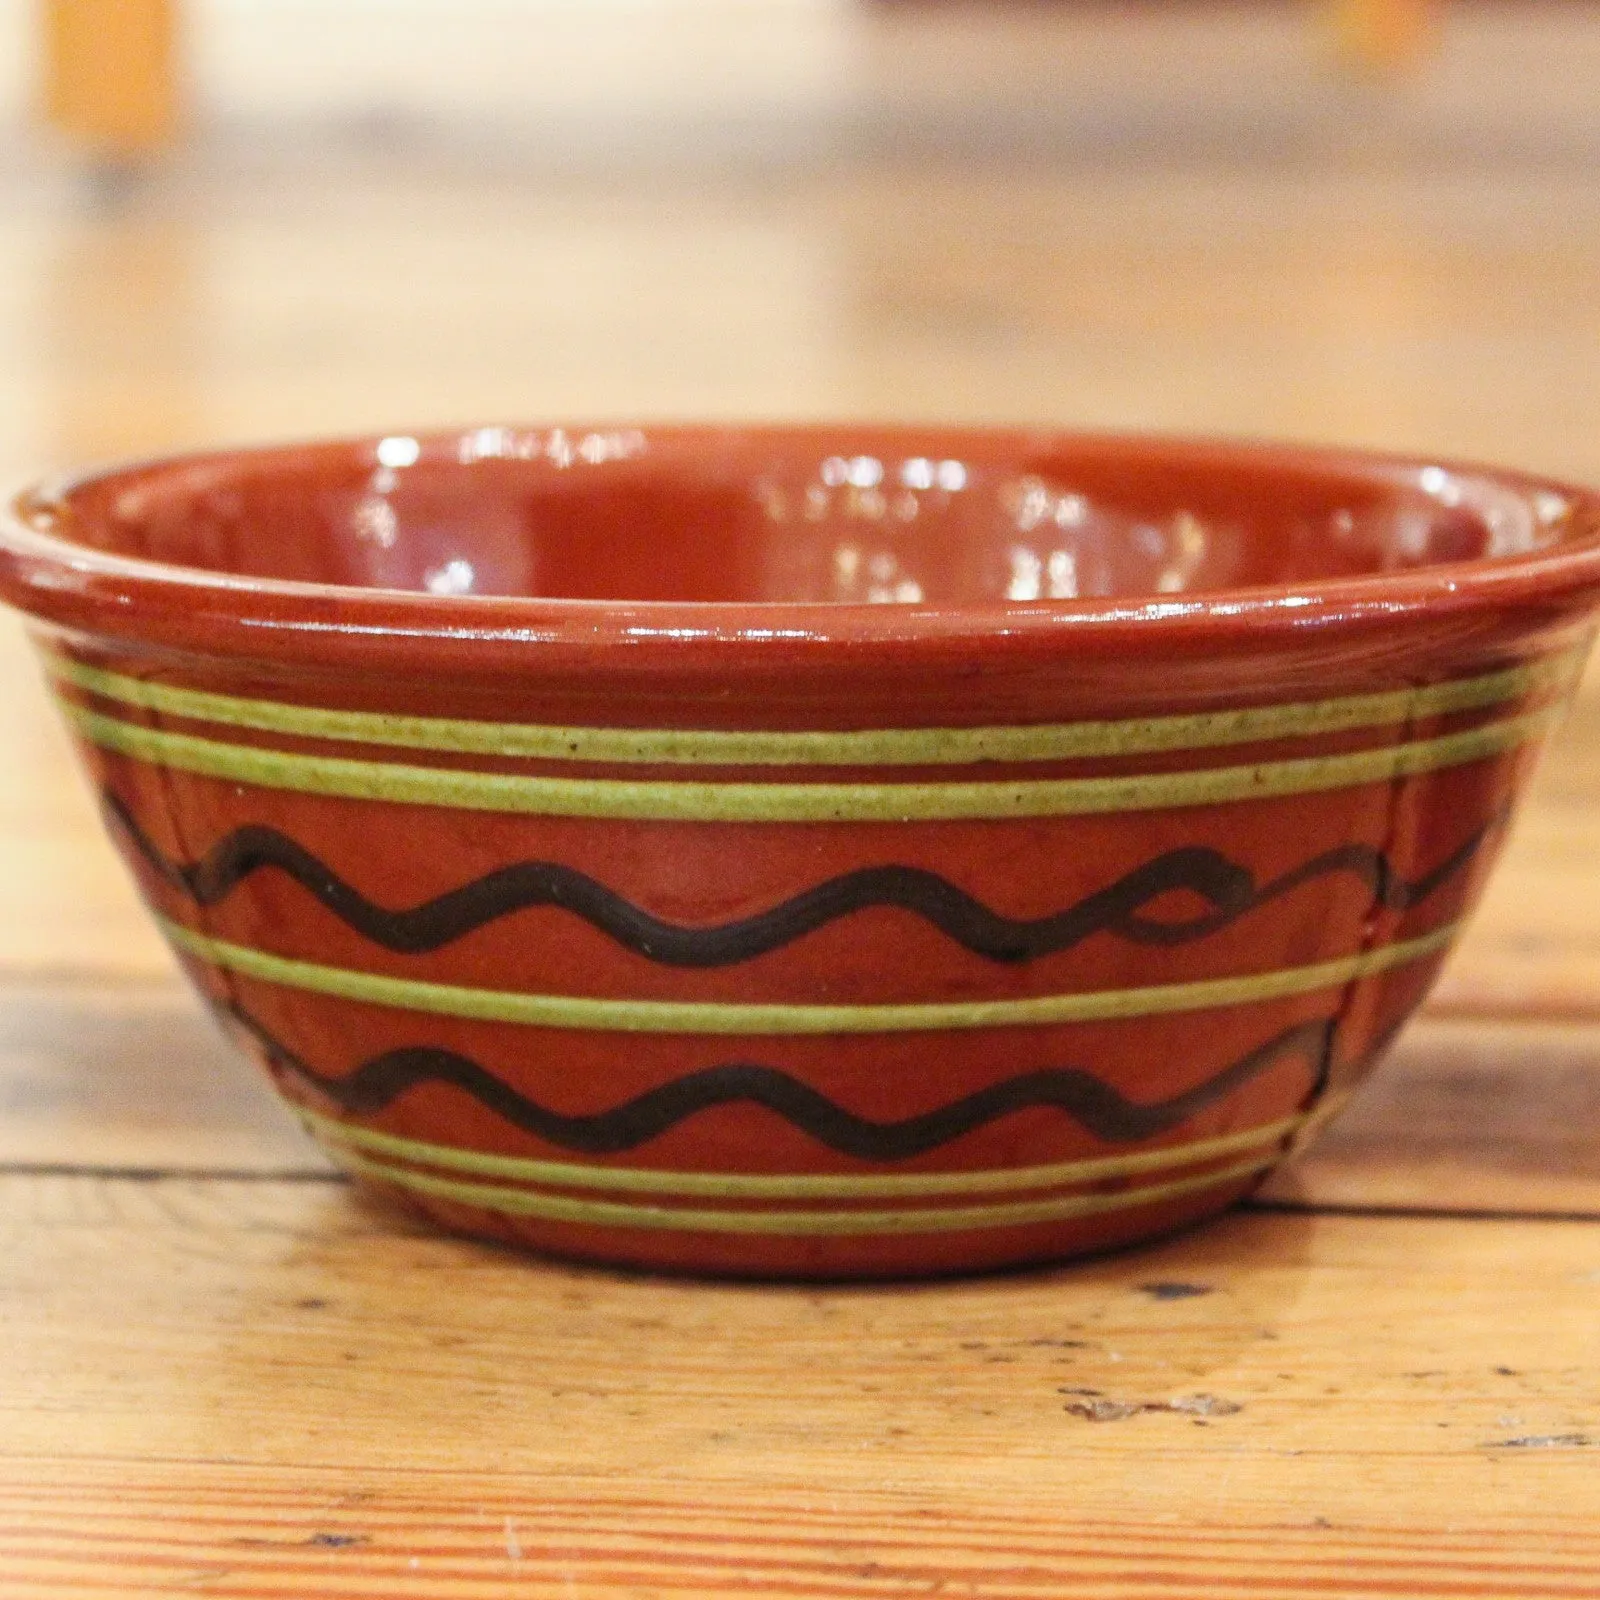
[2,426,1598,1277]
[6,426,1600,712]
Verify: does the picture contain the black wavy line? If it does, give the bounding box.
[103,789,1506,968]
[222,1004,1336,1158]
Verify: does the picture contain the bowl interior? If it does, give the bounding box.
[56,426,1583,607]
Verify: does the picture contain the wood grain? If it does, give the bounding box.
[0,620,169,980]
[0,979,321,1174]
[5,976,1598,1219]
[0,611,1593,1003]
[1429,667,1600,1021]
[1260,1018,1600,1215]
[2,1197,1599,1598]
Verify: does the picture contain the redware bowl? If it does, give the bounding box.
[3,425,1599,1278]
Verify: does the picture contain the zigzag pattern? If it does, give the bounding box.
[223,1003,1337,1157]
[105,788,1503,966]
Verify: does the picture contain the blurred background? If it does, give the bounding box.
[0,0,1598,991]
[2,0,1600,489]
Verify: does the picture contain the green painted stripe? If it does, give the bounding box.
[60,698,1558,823]
[325,1144,1275,1234]
[163,917,1457,1033]
[44,651,1576,766]
[298,1105,1305,1198]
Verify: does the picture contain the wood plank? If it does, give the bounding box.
[6,1460,1600,1599]
[0,623,1596,1003]
[3,978,1597,1219]
[5,160,1600,482]
[1257,1018,1600,1215]
[0,619,170,980]
[1429,663,1600,1021]
[0,979,321,1173]
[1,1195,1598,1598]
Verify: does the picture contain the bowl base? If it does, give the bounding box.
[346,1167,1270,1281]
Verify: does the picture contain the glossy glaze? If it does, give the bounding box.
[3,426,1598,1276]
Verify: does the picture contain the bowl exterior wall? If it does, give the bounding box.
[39,632,1582,1276]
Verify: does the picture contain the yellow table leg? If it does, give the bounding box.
[42,0,180,156]
[1329,0,1437,74]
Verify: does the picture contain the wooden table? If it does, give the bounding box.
[2,156,1599,1597]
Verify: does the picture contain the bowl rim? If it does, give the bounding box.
[5,424,1600,675]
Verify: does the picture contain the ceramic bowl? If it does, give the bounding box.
[3,426,1598,1277]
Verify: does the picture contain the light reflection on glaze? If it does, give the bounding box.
[93,427,1586,611]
